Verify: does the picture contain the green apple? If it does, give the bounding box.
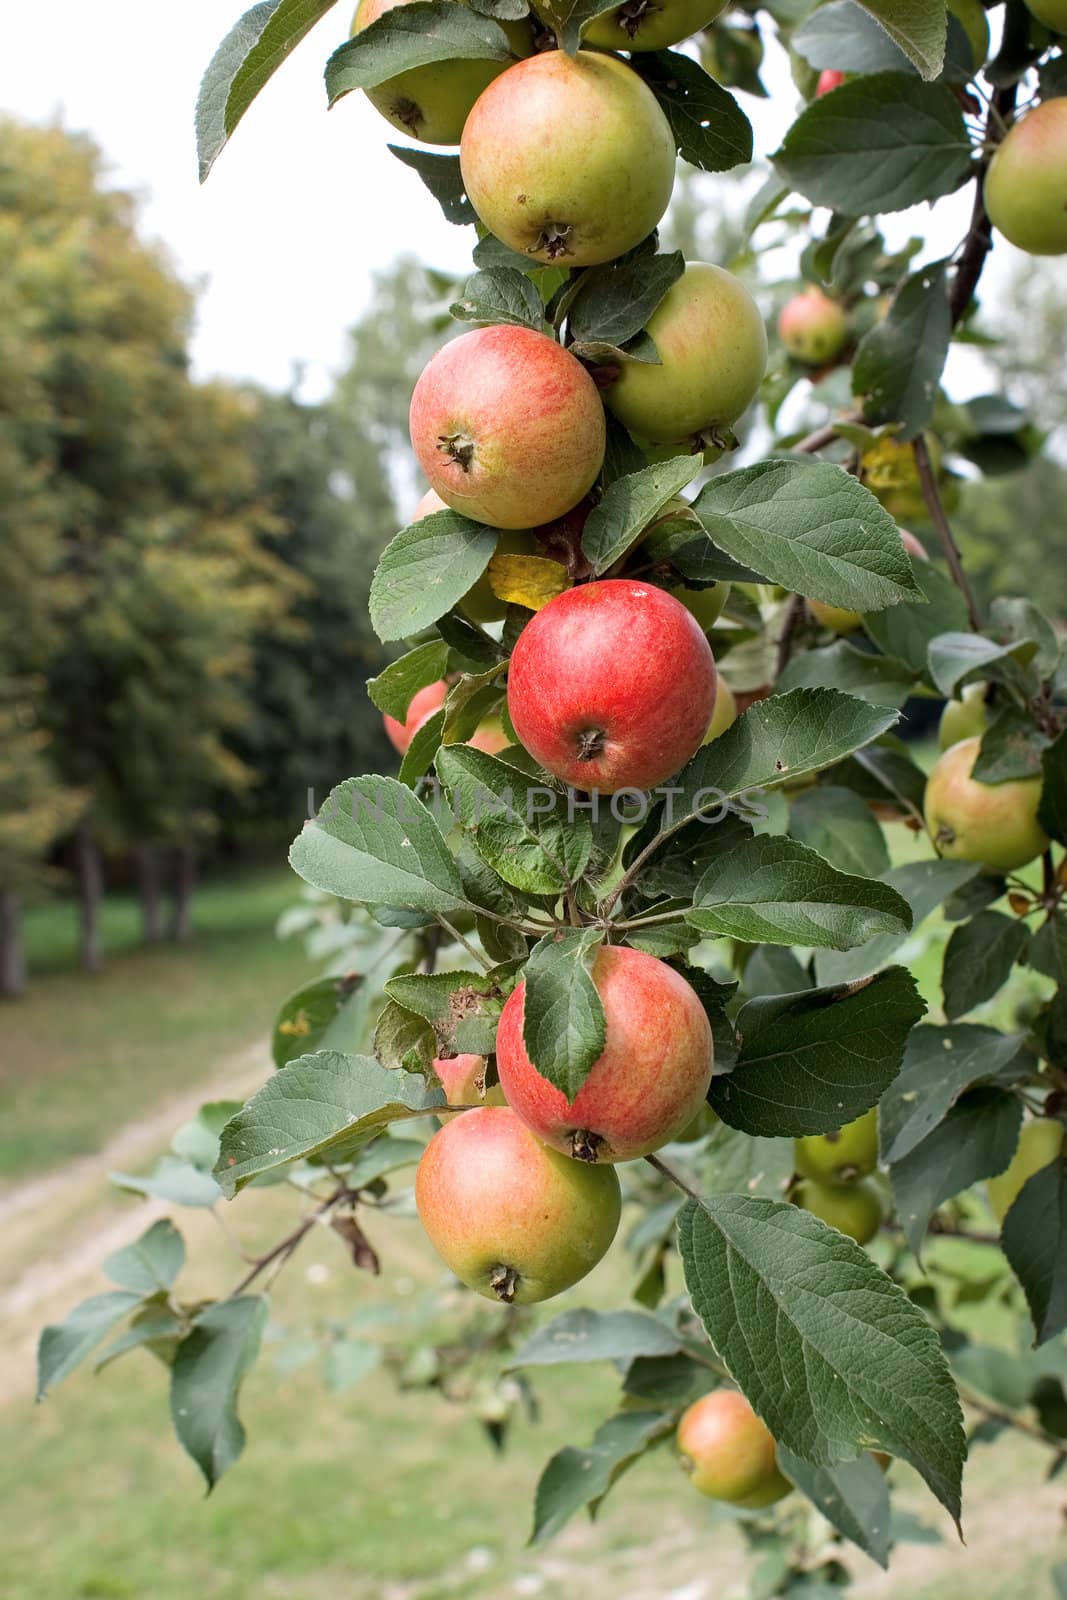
[924,736,1048,874]
[948,0,990,67]
[988,1117,1065,1222]
[702,680,738,744]
[938,682,991,751]
[795,1108,879,1184]
[550,0,729,51]
[795,1177,885,1244]
[1023,0,1067,28]
[985,99,1067,256]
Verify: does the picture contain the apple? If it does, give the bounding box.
[985,99,1067,257]
[496,944,714,1163]
[816,69,846,96]
[938,682,991,751]
[506,579,717,793]
[1023,0,1067,29]
[948,0,990,68]
[383,679,448,754]
[671,581,731,631]
[795,1108,879,1184]
[988,1117,1065,1222]
[604,262,768,446]
[415,1106,621,1302]
[777,287,848,366]
[808,598,864,635]
[459,51,676,267]
[900,528,928,562]
[350,0,530,146]
[574,0,728,52]
[432,1053,507,1113]
[702,679,737,744]
[465,717,511,756]
[409,325,606,530]
[795,1177,885,1244]
[924,736,1049,874]
[677,1390,791,1508]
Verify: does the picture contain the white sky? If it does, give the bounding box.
[1,0,1012,402]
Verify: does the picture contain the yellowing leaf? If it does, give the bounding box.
[488,555,570,612]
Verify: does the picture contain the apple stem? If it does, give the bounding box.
[489,1263,520,1302]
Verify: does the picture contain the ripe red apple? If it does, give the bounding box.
[415,1106,621,1302]
[350,0,530,145]
[778,287,849,366]
[795,1108,879,1184]
[984,99,1067,256]
[506,579,716,792]
[496,945,714,1163]
[924,735,1048,873]
[432,1054,507,1111]
[677,1390,792,1508]
[795,1177,884,1244]
[412,488,539,622]
[1023,0,1067,29]
[383,679,447,754]
[702,679,737,744]
[409,325,606,530]
[938,681,991,751]
[460,51,676,267]
[604,262,767,447]
[988,1117,1065,1222]
[575,0,728,51]
[816,68,846,96]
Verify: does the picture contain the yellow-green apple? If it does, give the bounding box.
[796,1108,879,1184]
[465,717,511,755]
[984,99,1067,256]
[924,736,1048,873]
[575,0,728,52]
[384,679,447,754]
[988,1117,1065,1222]
[948,0,990,66]
[795,1176,885,1243]
[604,262,767,447]
[816,68,846,95]
[777,287,848,366]
[411,489,539,622]
[677,1390,791,1508]
[506,579,716,792]
[1022,0,1067,28]
[938,682,991,751]
[409,325,605,529]
[432,1053,507,1111]
[415,1106,621,1302]
[702,679,737,744]
[350,0,530,145]
[496,945,714,1162]
[459,51,675,266]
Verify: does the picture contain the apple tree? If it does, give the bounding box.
[39,0,1067,1588]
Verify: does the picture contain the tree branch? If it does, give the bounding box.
[229,1182,350,1297]
[913,434,983,631]
[776,591,806,680]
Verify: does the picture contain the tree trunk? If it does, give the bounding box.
[133,844,164,944]
[0,890,26,998]
[75,825,104,973]
[168,844,196,943]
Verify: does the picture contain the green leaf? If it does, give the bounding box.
[509,1309,681,1369]
[863,559,970,678]
[324,1340,383,1391]
[581,456,701,575]
[373,1000,436,1076]
[530,1412,673,1545]
[103,1220,185,1296]
[988,594,1061,678]
[37,1291,143,1400]
[789,785,890,877]
[95,1305,185,1373]
[325,2,513,105]
[438,744,592,894]
[693,1122,795,1200]
[972,707,1051,784]
[890,1089,1022,1257]
[533,0,619,53]
[773,74,971,215]
[793,0,914,74]
[710,966,924,1136]
[450,268,547,331]
[1001,1158,1067,1345]
[110,1157,222,1209]
[196,0,340,182]
[856,0,947,79]
[879,1024,1030,1164]
[853,259,951,438]
[398,707,445,789]
[1040,729,1067,846]
[388,146,476,226]
[814,858,979,987]
[927,630,1031,699]
[370,511,498,642]
[778,1448,892,1568]
[777,640,917,708]
[568,251,684,350]
[213,1051,446,1195]
[521,928,606,1100]
[634,51,753,173]
[367,640,450,721]
[170,1297,268,1490]
[692,461,923,612]
[685,835,911,950]
[942,911,1030,1021]
[385,965,510,1057]
[273,973,367,1068]
[290,775,467,913]
[678,1195,965,1525]
[344,1135,425,1188]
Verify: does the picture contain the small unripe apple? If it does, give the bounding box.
[778,287,849,366]
[1022,0,1067,29]
[432,1053,507,1112]
[677,1390,791,1508]
[988,1117,1066,1222]
[496,944,714,1163]
[415,1106,621,1302]
[924,736,1049,874]
[816,68,846,96]
[796,1108,879,1184]
[702,679,737,744]
[948,0,990,66]
[351,0,530,145]
[506,579,717,793]
[795,1177,885,1244]
[460,51,676,267]
[409,325,605,530]
[383,679,448,754]
[574,0,728,51]
[985,99,1067,257]
[938,682,991,751]
[604,262,768,447]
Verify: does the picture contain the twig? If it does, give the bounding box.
[229,1182,349,1297]
[776,591,806,679]
[645,1151,703,1204]
[435,913,495,972]
[913,434,982,631]
[948,72,1018,326]
[957,1382,1065,1454]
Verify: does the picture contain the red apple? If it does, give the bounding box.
[778,287,848,366]
[432,1054,507,1111]
[496,945,714,1163]
[816,69,846,96]
[409,325,606,530]
[415,1106,621,1302]
[383,679,447,754]
[506,579,716,792]
[677,1390,791,1508]
[924,735,1048,873]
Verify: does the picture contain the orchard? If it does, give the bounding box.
[37,0,1067,1593]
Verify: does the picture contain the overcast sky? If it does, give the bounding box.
[2,0,1012,403]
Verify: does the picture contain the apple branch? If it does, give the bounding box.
[912,435,982,631]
